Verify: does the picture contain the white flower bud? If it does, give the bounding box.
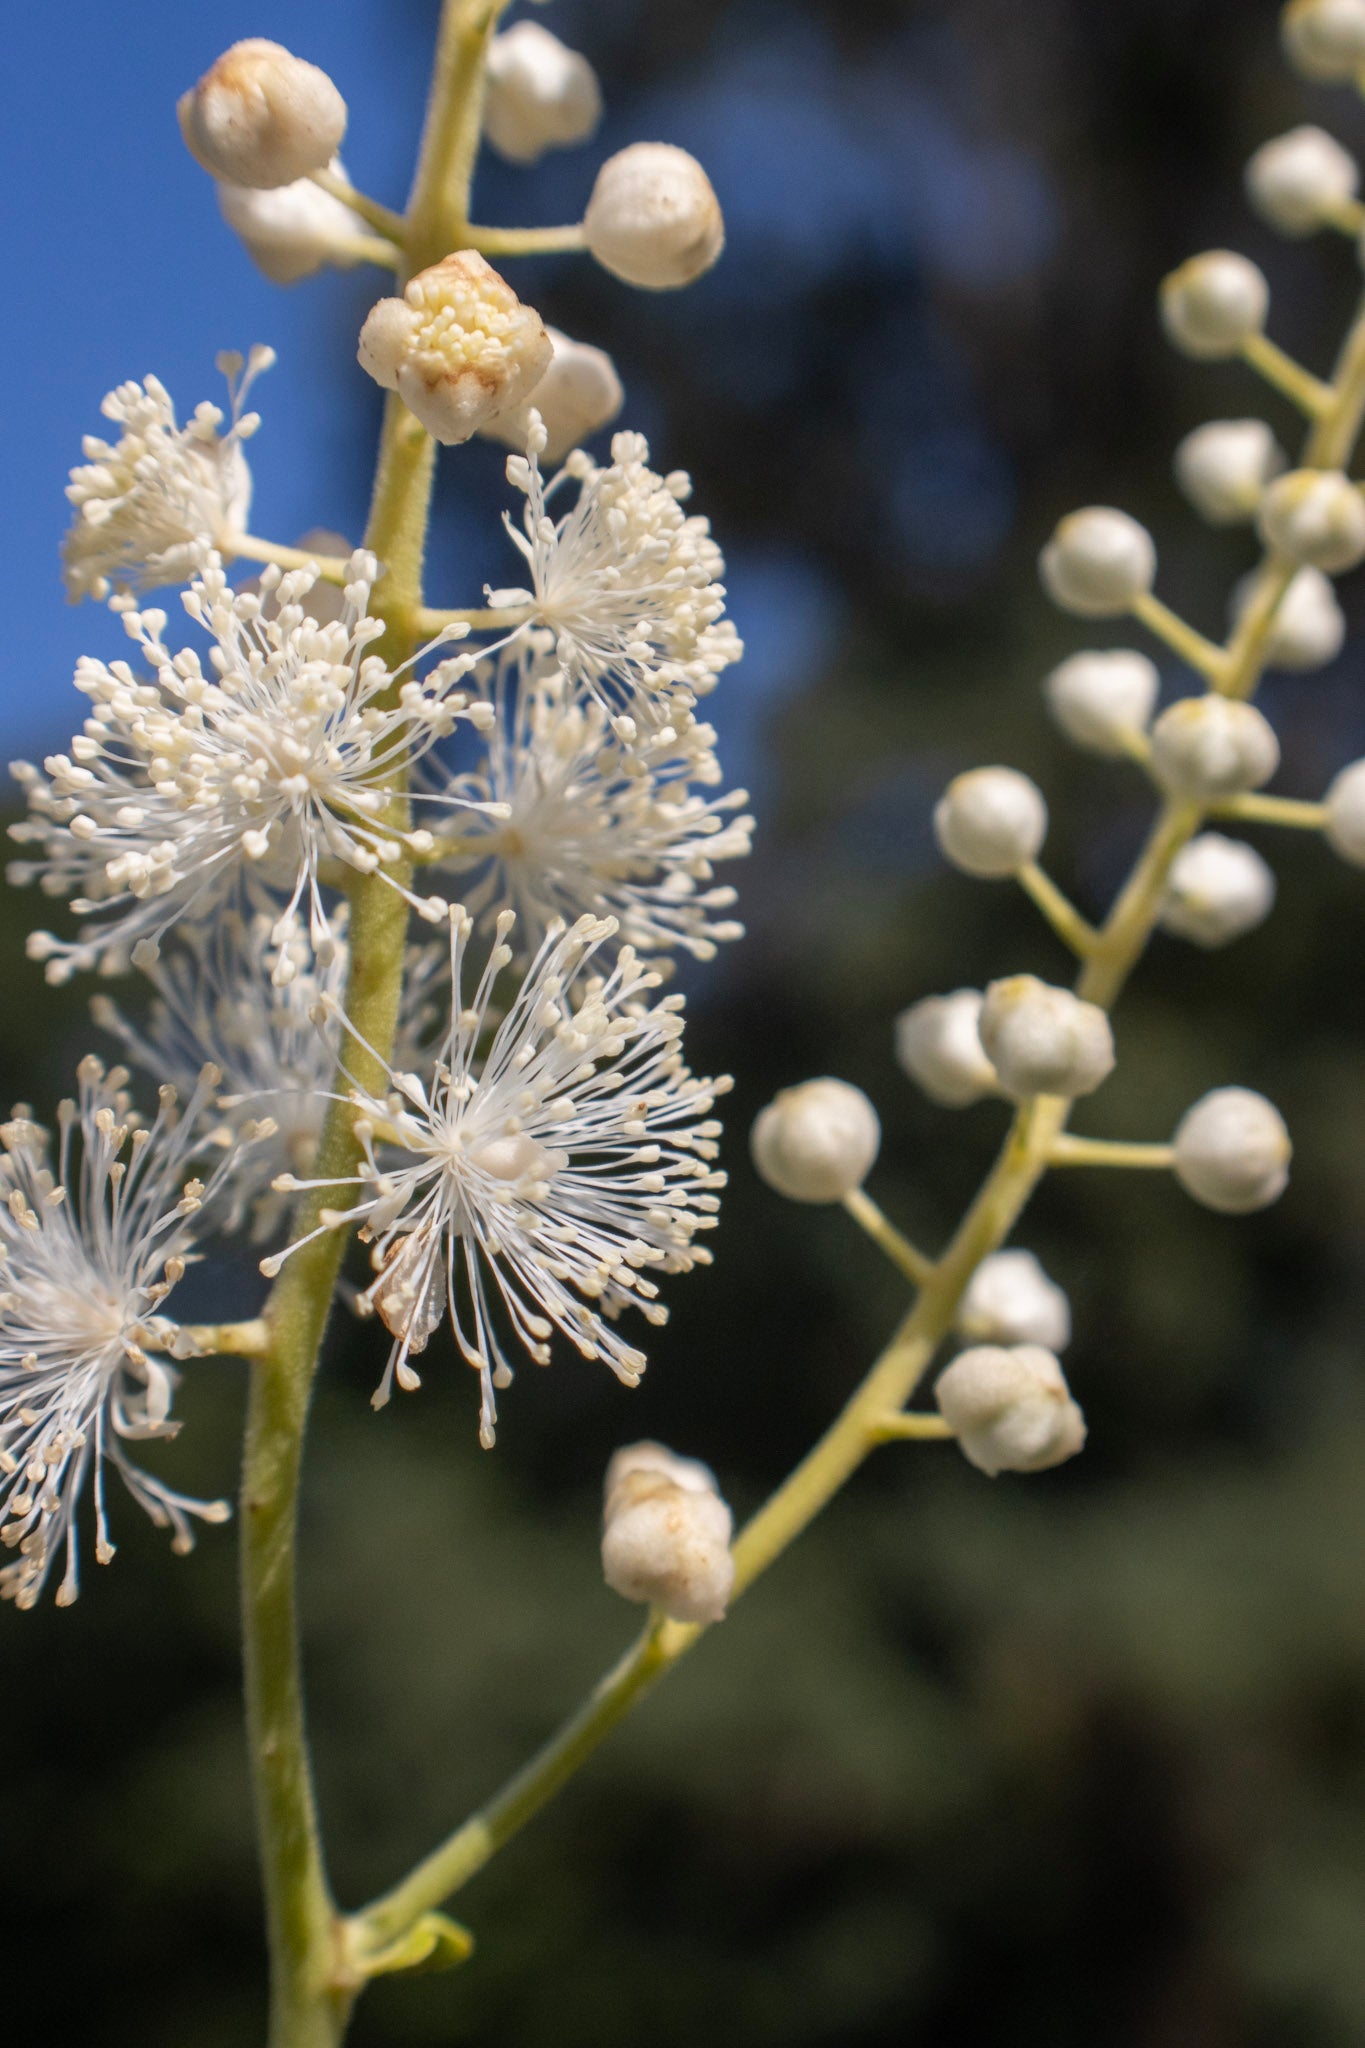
[1149,696,1280,799]
[1282,0,1365,81]
[583,143,725,290]
[1038,507,1156,617]
[955,1250,1071,1351]
[1245,126,1359,235]
[483,21,602,165]
[358,251,553,444]
[933,767,1047,879]
[894,990,999,1108]
[217,155,368,284]
[1172,1087,1291,1213]
[977,977,1115,1103]
[1159,251,1269,359]
[1044,649,1160,757]
[601,1441,734,1625]
[750,1078,880,1203]
[1159,833,1276,948]
[1231,565,1345,670]
[935,1345,1086,1477]
[178,39,347,190]
[477,327,623,462]
[1324,757,1365,861]
[1258,469,1365,574]
[1174,419,1286,525]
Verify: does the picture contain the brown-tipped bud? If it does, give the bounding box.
[601,1442,734,1625]
[178,40,347,190]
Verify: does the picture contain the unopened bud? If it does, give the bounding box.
[750,1078,880,1203]
[935,1344,1086,1477]
[1245,125,1359,235]
[1282,0,1365,81]
[218,156,368,284]
[1160,251,1269,359]
[583,143,724,290]
[978,976,1115,1102]
[478,327,623,462]
[1044,649,1159,756]
[1173,1087,1291,1213]
[178,39,346,189]
[601,1441,733,1624]
[934,767,1047,879]
[1175,419,1286,525]
[1258,469,1365,574]
[358,251,553,444]
[955,1249,1071,1351]
[1149,696,1280,799]
[1159,833,1276,947]
[894,990,999,1108]
[1324,757,1365,862]
[484,21,601,165]
[1232,565,1345,670]
[1039,507,1156,616]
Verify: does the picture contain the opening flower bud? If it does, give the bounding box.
[1159,833,1276,948]
[483,21,602,165]
[935,1344,1086,1477]
[1038,507,1156,616]
[583,143,725,290]
[1231,566,1344,671]
[894,990,999,1108]
[1149,696,1280,799]
[1159,251,1269,359]
[1172,1087,1291,1213]
[1257,469,1365,574]
[934,767,1047,879]
[1324,757,1365,862]
[1174,419,1286,525]
[601,1441,734,1625]
[1043,649,1160,756]
[178,39,347,189]
[1245,125,1359,235]
[218,156,368,284]
[955,1249,1071,1351]
[477,327,624,462]
[1282,0,1365,81]
[750,1078,880,1203]
[977,976,1115,1102]
[358,252,553,445]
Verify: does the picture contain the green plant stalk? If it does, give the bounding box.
[351,283,1365,1960]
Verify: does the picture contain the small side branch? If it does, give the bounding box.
[841,1188,936,1287]
[1047,1135,1174,1170]
[1239,332,1334,418]
[867,1412,954,1445]
[223,534,353,585]
[1211,791,1328,830]
[310,167,407,242]
[1129,592,1229,683]
[464,222,589,258]
[1017,862,1101,957]
[415,603,530,635]
[172,1318,272,1359]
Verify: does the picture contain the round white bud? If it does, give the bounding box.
[601,1442,734,1625]
[178,39,347,190]
[1038,507,1156,617]
[1044,649,1160,757]
[1149,696,1280,800]
[477,327,624,462]
[977,977,1115,1103]
[894,990,999,1109]
[1159,251,1269,360]
[217,155,367,284]
[1282,0,1365,81]
[1174,419,1286,525]
[1258,468,1365,574]
[1172,1087,1291,1213]
[751,1079,880,1203]
[935,1344,1086,1477]
[1324,757,1365,862]
[1159,833,1276,948]
[1245,125,1359,235]
[483,21,602,166]
[955,1249,1072,1352]
[933,767,1047,879]
[1231,565,1345,671]
[583,142,724,290]
[357,251,553,445]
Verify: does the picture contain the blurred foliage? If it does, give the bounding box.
[8,0,1365,2043]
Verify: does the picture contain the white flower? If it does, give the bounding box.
[62,348,272,602]
[478,327,624,464]
[490,420,743,729]
[12,553,494,985]
[483,21,602,166]
[218,156,372,284]
[264,909,730,1446]
[0,1056,266,1608]
[424,650,751,965]
[357,251,553,447]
